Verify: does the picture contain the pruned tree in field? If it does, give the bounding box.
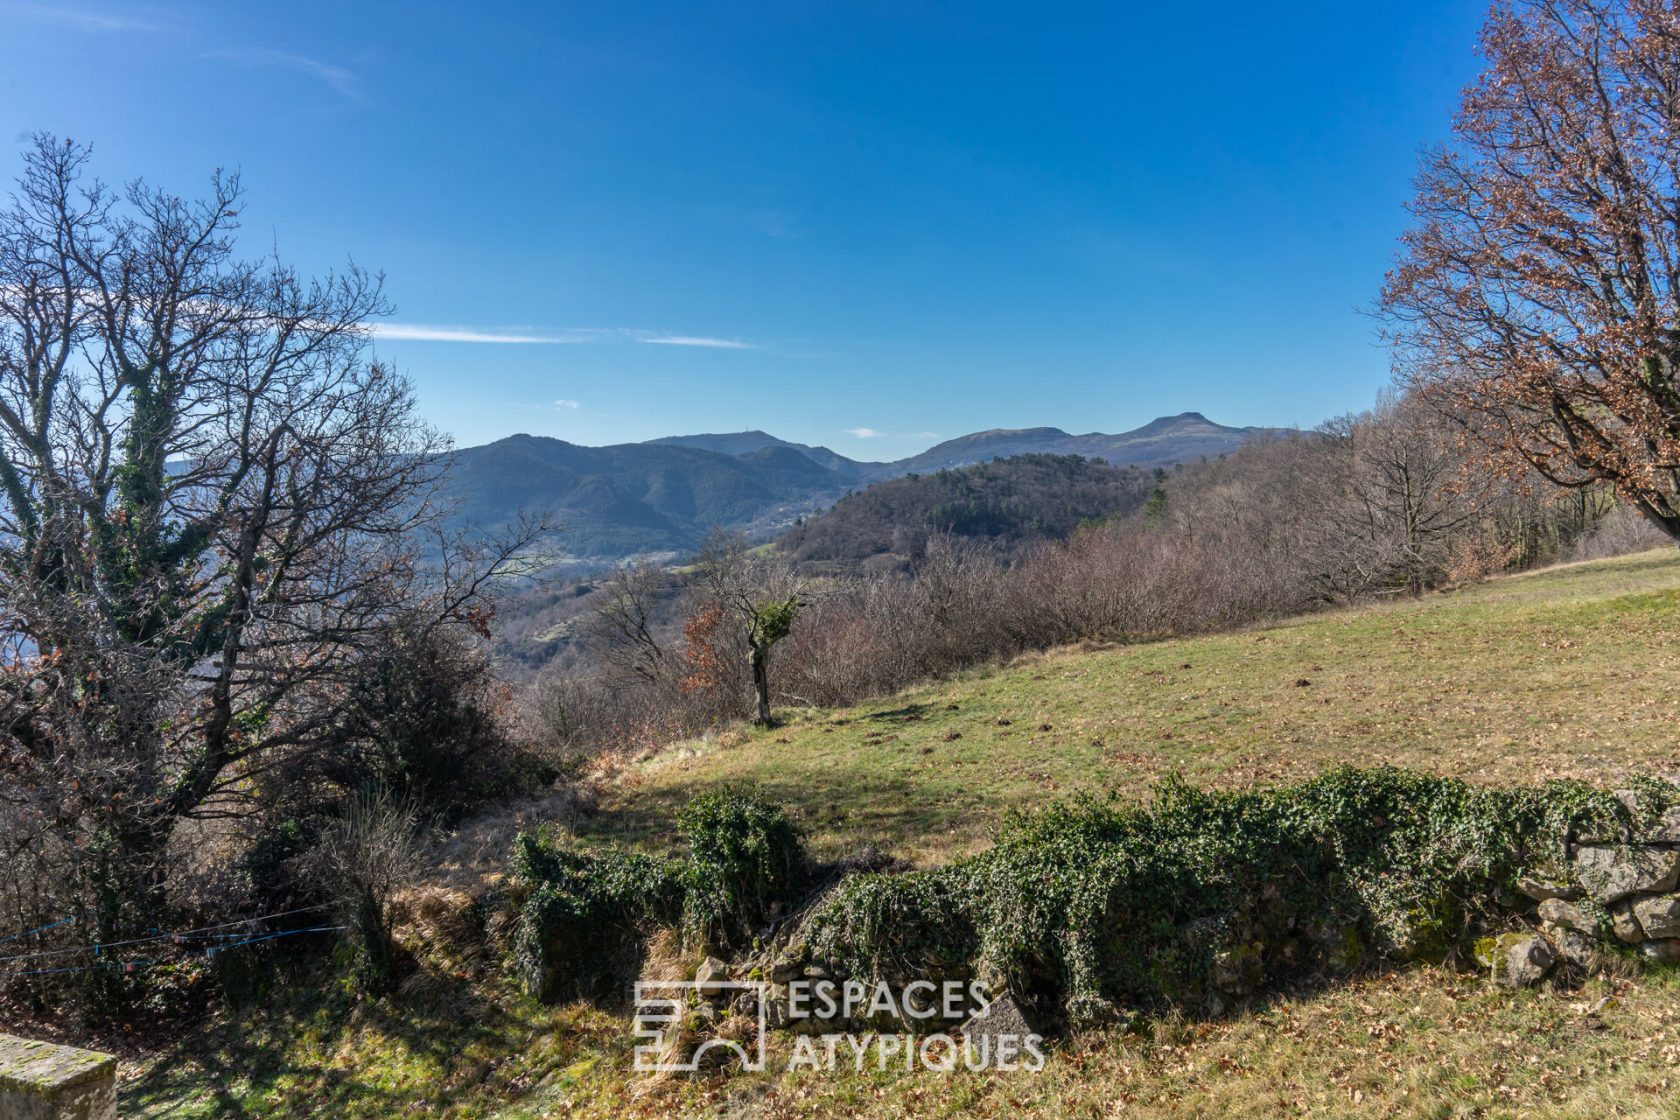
[693,530,805,726]
[1382,0,1680,542]
[0,135,531,984]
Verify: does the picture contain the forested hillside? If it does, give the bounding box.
[440,433,849,559]
[777,454,1156,568]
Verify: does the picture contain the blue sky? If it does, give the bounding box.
[2,1,1487,457]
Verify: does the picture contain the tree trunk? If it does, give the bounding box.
[749,645,772,726]
[355,890,401,996]
[1631,494,1680,546]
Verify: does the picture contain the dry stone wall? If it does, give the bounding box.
[1479,789,1680,987]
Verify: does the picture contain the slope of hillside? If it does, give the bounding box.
[646,430,879,480]
[891,411,1289,474]
[126,548,1680,1120]
[441,434,849,557]
[594,547,1680,863]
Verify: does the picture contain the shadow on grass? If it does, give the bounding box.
[124,965,539,1120]
[580,764,988,861]
[861,703,935,722]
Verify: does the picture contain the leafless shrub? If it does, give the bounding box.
[304,792,427,996]
[1569,505,1671,563]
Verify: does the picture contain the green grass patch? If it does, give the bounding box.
[591,548,1680,864]
[123,958,1680,1119]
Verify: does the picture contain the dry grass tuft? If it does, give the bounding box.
[389,885,481,959]
[430,786,594,890]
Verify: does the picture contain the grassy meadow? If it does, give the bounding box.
[125,548,1680,1119]
[592,547,1680,865]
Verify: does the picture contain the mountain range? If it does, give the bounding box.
[443,412,1288,565]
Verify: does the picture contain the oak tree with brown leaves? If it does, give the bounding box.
[1383,0,1680,541]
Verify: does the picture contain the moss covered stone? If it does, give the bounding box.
[0,1034,116,1120]
[1473,932,1557,988]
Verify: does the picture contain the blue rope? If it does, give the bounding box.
[0,916,74,946]
[205,925,345,957]
[0,923,344,978]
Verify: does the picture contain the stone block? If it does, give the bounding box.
[1549,928,1605,972]
[1537,897,1594,934]
[1611,789,1680,844]
[1611,901,1646,944]
[0,1035,117,1120]
[1639,939,1680,965]
[694,956,730,999]
[1573,845,1679,904]
[1516,875,1580,902]
[1477,932,1556,989]
[1631,894,1680,941]
[959,992,1040,1067]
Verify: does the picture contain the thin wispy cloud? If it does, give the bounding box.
[366,322,761,348]
[202,48,360,102]
[366,323,581,344]
[845,427,939,441]
[553,398,580,410]
[8,3,167,32]
[750,208,801,241]
[640,335,757,349]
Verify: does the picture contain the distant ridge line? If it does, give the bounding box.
[442,412,1291,562]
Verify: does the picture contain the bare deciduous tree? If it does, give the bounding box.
[0,135,524,969]
[1382,0,1680,541]
[1337,395,1483,594]
[585,560,670,686]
